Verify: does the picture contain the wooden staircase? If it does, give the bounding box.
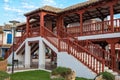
[44,27,105,74]
[4,26,120,75]
[44,27,120,74]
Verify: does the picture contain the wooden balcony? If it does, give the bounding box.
[67,18,120,37]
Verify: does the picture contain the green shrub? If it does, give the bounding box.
[51,77,65,80]
[7,64,12,66]
[0,71,10,80]
[51,67,72,77]
[76,77,93,80]
[98,71,115,80]
[0,57,4,61]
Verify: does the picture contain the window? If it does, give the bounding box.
[7,34,12,44]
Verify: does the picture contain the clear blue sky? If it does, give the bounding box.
[0,0,119,25]
[0,0,87,25]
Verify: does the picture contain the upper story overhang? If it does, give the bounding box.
[78,32,120,40]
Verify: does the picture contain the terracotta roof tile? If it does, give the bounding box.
[61,0,100,13]
[41,5,62,13]
[24,0,102,16]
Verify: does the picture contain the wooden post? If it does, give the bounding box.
[77,11,84,36]
[56,16,64,38]
[56,16,59,36]
[26,16,30,37]
[109,4,114,32]
[80,13,83,36]
[39,12,46,37]
[107,39,119,70]
[101,18,104,33]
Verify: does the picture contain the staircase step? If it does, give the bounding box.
[115,75,120,80]
[112,72,118,76]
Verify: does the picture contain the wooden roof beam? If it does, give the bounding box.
[86,11,92,18]
[96,8,107,20]
[65,16,75,23]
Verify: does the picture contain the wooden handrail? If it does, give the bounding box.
[29,27,40,37]
[80,40,116,70]
[44,27,59,49]
[44,27,105,74]
[62,29,118,73]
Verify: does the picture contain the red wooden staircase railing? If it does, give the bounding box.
[78,40,117,71]
[60,30,120,74]
[44,27,105,74]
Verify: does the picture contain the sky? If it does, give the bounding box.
[0,0,88,25]
[0,0,120,25]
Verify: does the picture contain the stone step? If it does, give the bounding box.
[112,72,118,76]
[115,75,120,80]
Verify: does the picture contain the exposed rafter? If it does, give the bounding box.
[96,8,106,20]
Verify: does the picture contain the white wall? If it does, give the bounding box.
[15,54,24,65]
[7,52,13,64]
[15,32,21,37]
[3,31,12,45]
[57,52,96,79]
[3,31,21,45]
[43,38,96,78]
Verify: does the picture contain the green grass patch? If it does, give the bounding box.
[0,57,4,61]
[10,70,50,80]
[0,71,10,80]
[10,70,94,80]
[7,64,12,66]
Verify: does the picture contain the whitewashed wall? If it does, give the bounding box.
[57,52,96,79]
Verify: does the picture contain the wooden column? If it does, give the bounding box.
[109,4,114,32]
[56,16,59,36]
[39,12,46,37]
[101,18,104,33]
[80,13,83,36]
[77,11,84,36]
[26,16,30,37]
[107,39,119,70]
[56,16,64,37]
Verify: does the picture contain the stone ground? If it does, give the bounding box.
[7,59,55,73]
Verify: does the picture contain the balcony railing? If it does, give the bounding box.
[67,18,120,37]
[29,27,40,37]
